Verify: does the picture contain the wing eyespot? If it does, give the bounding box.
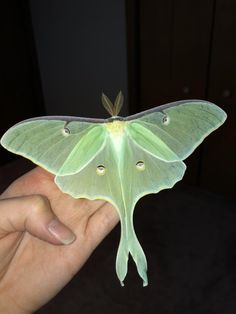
[62,127,71,136]
[136,161,145,171]
[96,165,106,176]
[162,115,170,125]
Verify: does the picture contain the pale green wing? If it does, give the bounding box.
[1,119,107,175]
[55,132,186,286]
[126,101,227,162]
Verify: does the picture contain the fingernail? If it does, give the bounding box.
[47,219,76,245]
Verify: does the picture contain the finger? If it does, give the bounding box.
[0,195,76,245]
[86,201,119,249]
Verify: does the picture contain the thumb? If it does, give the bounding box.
[0,195,76,245]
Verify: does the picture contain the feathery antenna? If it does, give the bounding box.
[101,91,123,116]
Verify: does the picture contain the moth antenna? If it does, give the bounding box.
[113,91,123,116]
[101,93,115,116]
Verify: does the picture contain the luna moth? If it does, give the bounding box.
[0,92,226,286]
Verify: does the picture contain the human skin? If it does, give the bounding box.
[0,167,119,313]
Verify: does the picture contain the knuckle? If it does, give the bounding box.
[28,194,50,215]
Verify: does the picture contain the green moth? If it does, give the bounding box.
[0,92,227,286]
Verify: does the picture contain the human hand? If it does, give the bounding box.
[0,167,118,314]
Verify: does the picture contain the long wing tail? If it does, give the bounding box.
[115,212,148,286]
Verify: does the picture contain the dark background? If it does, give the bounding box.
[0,1,235,313]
